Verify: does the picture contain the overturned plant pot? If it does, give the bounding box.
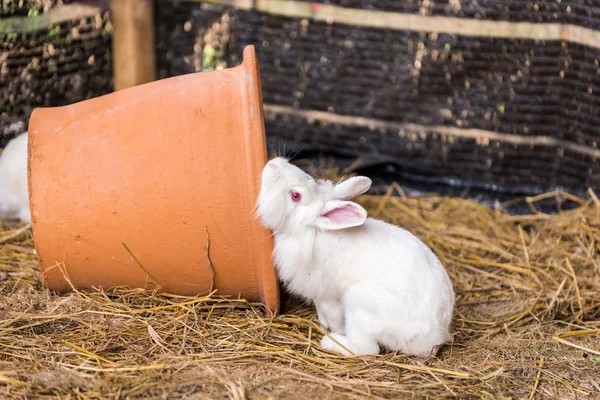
[27,45,279,312]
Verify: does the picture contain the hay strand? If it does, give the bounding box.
[122,242,163,289]
[204,226,216,293]
[0,223,31,245]
[1,178,599,398]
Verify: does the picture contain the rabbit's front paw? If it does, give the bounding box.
[320,331,380,356]
[320,333,352,356]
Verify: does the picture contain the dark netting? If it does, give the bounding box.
[0,1,73,18]
[2,1,597,197]
[0,4,112,146]
[226,13,600,148]
[305,0,600,30]
[156,2,226,79]
[155,1,599,197]
[264,111,600,193]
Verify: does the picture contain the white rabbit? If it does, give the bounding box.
[256,157,454,357]
[0,133,31,224]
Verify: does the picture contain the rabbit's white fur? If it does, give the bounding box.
[0,133,30,223]
[257,157,454,357]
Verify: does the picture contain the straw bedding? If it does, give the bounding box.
[1,169,599,399]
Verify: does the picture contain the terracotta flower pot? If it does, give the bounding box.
[27,45,279,312]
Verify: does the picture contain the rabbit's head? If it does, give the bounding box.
[256,157,372,234]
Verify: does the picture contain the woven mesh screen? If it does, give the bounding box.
[155,1,600,197]
[1,1,598,197]
[310,0,600,27]
[0,2,112,146]
[0,1,73,17]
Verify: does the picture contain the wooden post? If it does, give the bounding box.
[111,0,156,91]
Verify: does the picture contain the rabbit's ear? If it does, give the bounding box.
[314,199,367,231]
[333,176,372,200]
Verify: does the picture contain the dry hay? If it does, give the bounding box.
[1,178,600,399]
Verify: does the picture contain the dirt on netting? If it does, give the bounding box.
[1,180,599,398]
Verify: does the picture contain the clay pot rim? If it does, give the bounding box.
[236,46,280,313]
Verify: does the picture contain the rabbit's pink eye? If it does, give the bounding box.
[291,191,302,202]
